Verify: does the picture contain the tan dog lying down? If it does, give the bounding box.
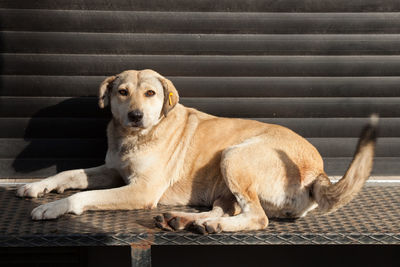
[17,69,378,234]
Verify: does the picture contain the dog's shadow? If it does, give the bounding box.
[12,97,111,175]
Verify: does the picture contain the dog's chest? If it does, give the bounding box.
[105,140,163,183]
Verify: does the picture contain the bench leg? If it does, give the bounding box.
[131,244,151,267]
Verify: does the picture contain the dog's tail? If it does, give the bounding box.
[311,114,378,213]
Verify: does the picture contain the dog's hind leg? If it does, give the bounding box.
[16,165,124,198]
[192,194,268,234]
[155,195,240,231]
[192,138,270,233]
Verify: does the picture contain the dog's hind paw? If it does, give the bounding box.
[154,214,174,231]
[190,223,207,235]
[154,213,190,231]
[191,219,222,234]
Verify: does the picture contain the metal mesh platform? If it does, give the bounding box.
[0,185,399,246]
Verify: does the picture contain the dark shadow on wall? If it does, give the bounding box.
[11,98,111,176]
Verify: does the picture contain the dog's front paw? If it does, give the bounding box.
[31,198,82,220]
[16,181,52,198]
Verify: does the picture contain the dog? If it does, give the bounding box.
[16,69,378,234]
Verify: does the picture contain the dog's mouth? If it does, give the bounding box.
[125,121,145,129]
[128,123,144,128]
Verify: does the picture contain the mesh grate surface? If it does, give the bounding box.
[0,185,399,246]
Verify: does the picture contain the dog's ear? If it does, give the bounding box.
[159,77,179,117]
[98,75,117,108]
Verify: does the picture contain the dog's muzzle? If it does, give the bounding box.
[128,110,144,126]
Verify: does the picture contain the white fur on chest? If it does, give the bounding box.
[106,138,161,184]
[105,112,198,188]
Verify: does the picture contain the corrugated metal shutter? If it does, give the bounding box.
[0,0,399,179]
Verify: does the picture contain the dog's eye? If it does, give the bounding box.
[145,90,156,97]
[118,89,128,96]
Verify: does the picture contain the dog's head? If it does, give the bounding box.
[98,69,179,130]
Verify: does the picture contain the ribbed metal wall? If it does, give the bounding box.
[0,0,399,178]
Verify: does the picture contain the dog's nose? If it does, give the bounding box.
[128,110,144,123]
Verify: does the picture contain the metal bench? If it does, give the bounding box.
[0,184,399,266]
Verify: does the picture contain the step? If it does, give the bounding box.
[1,117,399,138]
[5,54,400,76]
[1,0,400,12]
[1,97,399,118]
[4,32,400,55]
[2,76,400,97]
[2,10,400,34]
